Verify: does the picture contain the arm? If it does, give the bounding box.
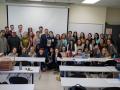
[74,44,77,54]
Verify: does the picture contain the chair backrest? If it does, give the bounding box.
[70,73,86,78]
[9,77,28,84]
[69,84,86,90]
[102,87,120,90]
[104,60,117,66]
[15,61,32,66]
[106,73,113,78]
[22,61,31,66]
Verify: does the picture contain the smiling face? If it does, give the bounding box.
[101,48,107,55]
[56,34,60,40]
[10,25,14,30]
[18,25,23,31]
[77,49,82,55]
[88,33,92,39]
[80,32,84,37]
[55,48,59,54]
[39,26,43,33]
[36,31,40,37]
[77,39,82,45]
[107,39,112,45]
[39,49,44,55]
[44,29,48,35]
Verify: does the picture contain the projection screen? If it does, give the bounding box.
[8,5,68,34]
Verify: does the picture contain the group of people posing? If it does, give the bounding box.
[0,25,119,71]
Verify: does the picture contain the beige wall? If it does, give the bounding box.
[69,5,107,24]
[0,3,7,29]
[106,7,120,25]
[1,3,120,30]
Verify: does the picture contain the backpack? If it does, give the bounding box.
[69,84,86,90]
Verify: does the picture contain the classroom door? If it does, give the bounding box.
[112,25,120,46]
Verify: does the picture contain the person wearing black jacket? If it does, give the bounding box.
[117,33,120,57]
[8,31,20,54]
[40,29,50,57]
[46,48,55,70]
[49,31,56,48]
[36,48,46,71]
[54,48,62,71]
[46,48,62,70]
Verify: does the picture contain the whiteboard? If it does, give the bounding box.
[8,5,68,34]
[69,23,104,37]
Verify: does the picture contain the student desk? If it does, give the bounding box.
[0,84,34,90]
[61,78,120,89]
[6,57,45,62]
[57,57,113,65]
[59,66,120,77]
[0,66,40,84]
[4,56,45,78]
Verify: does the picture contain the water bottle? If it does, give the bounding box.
[19,62,22,70]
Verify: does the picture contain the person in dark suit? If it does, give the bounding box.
[36,48,46,71]
[8,31,20,54]
[117,33,120,57]
[40,28,50,58]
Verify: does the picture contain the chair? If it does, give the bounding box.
[104,60,117,66]
[102,87,120,90]
[106,73,113,78]
[15,61,32,66]
[70,72,86,78]
[69,84,86,90]
[15,62,20,66]
[9,77,28,84]
[22,61,32,66]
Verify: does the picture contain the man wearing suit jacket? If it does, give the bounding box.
[40,28,51,57]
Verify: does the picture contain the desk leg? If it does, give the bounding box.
[32,73,34,84]
[63,87,66,90]
[102,72,104,78]
[64,71,67,77]
[39,62,41,80]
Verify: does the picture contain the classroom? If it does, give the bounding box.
[0,0,120,90]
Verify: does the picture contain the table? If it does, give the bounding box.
[6,57,45,62]
[61,78,120,88]
[0,84,34,90]
[0,66,40,73]
[60,66,119,77]
[0,66,40,84]
[5,56,45,79]
[60,66,113,72]
[57,57,113,62]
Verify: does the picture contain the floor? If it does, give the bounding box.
[0,71,99,90]
[34,71,98,90]
[34,71,62,90]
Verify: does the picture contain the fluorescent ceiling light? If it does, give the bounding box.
[29,0,42,1]
[82,0,100,4]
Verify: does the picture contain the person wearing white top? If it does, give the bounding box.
[74,39,85,54]
[17,24,24,39]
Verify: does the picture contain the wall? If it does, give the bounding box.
[106,7,120,25]
[0,3,7,29]
[2,3,120,30]
[69,5,107,24]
